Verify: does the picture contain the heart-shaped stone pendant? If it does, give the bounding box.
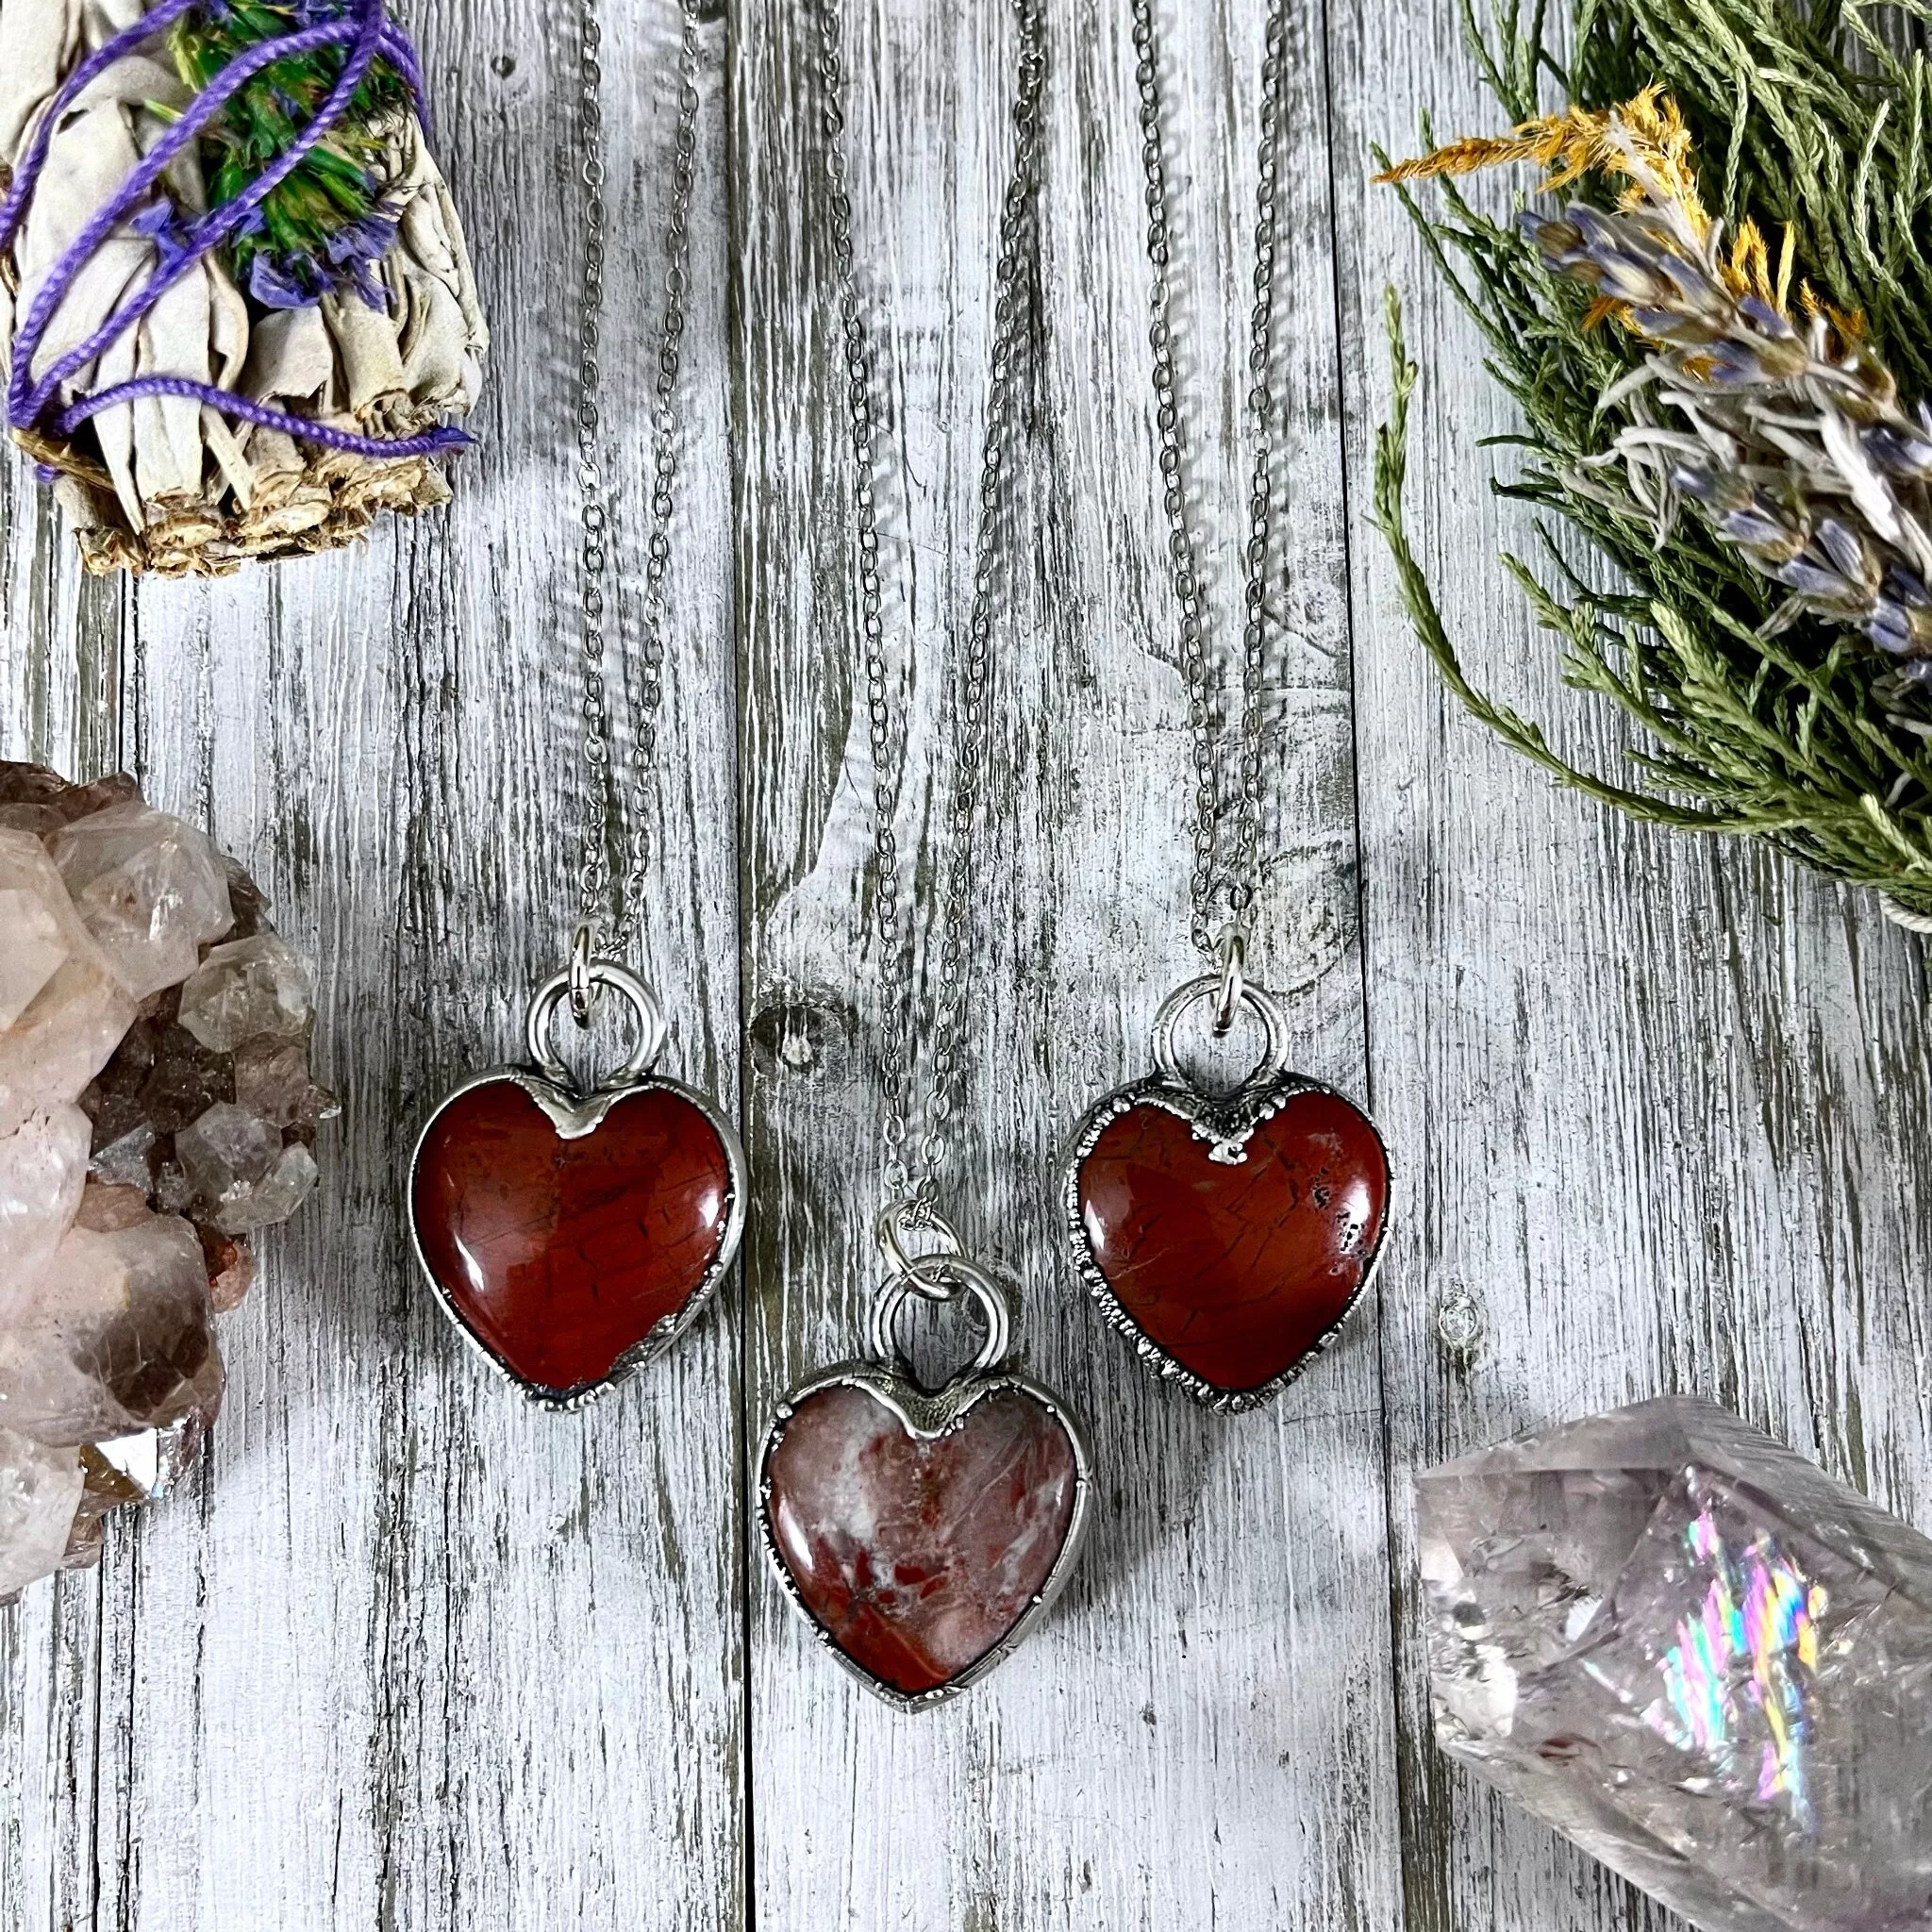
[1062,974,1390,1412]
[408,955,745,1410]
[758,1211,1091,1709]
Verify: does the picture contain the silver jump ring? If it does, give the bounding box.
[866,1254,1012,1377]
[568,922,596,1028]
[1152,974,1291,1087]
[1212,928,1246,1036]
[874,1198,964,1298]
[527,958,667,1088]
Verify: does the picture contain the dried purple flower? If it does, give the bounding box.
[1516,152,1932,675]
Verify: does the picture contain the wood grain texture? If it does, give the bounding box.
[4,0,1930,1925]
[5,0,745,1925]
[735,2,1397,1927]
[0,349,120,1932]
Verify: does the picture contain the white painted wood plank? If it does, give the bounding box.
[0,338,122,1932]
[6,0,746,1924]
[1327,2,1932,1926]
[10,0,1925,1923]
[735,0,1401,1924]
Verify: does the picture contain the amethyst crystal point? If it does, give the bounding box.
[0,763,328,1596]
[1416,1396,1932,1932]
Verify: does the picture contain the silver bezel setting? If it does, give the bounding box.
[1059,1068,1391,1414]
[406,1063,747,1413]
[756,1358,1093,1712]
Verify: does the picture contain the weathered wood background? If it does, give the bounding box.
[4,0,1928,1924]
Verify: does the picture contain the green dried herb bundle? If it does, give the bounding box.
[168,0,410,309]
[1375,0,1932,921]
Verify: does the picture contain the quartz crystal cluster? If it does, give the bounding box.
[0,762,333,1598]
[1417,1396,1932,1931]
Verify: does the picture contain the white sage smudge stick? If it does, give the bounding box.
[0,0,487,575]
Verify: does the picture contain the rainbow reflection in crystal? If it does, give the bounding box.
[1631,1508,1827,1829]
[1418,1397,1932,1932]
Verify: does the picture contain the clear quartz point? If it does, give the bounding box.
[0,764,326,1597]
[176,1103,317,1234]
[0,1427,82,1601]
[0,830,136,1136]
[94,1412,206,1500]
[0,1103,91,1303]
[0,1209,222,1445]
[175,934,312,1053]
[46,802,233,1000]
[1416,1395,1932,1931]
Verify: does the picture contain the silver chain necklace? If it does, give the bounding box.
[406,0,747,1414]
[811,0,1044,1221]
[575,0,699,961]
[1135,0,1285,980]
[1055,0,1393,1415]
[755,0,1092,1714]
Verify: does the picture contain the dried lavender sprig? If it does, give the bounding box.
[1374,12,1932,919]
[1524,175,1932,680]
[170,0,411,311]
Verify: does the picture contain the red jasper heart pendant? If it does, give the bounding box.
[760,1371,1088,1707]
[408,957,745,1410]
[1062,976,1390,1411]
[758,1213,1092,1709]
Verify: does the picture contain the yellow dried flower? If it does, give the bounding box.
[1379,88,1698,196]
[1378,88,1803,320]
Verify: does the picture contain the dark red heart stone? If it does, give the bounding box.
[410,1081,731,1396]
[1075,1087,1388,1395]
[764,1383,1079,1696]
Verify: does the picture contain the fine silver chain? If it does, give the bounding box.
[810,0,1046,1216]
[574,0,702,962]
[1133,0,1290,967]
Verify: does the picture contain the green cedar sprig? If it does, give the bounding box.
[1375,0,1932,914]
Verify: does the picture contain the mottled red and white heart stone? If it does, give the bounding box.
[409,1078,733,1402]
[1073,1083,1389,1401]
[762,1379,1082,1699]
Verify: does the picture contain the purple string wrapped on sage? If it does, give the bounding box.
[0,0,489,575]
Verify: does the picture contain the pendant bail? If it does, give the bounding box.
[1212,925,1247,1037]
[875,1197,964,1300]
[568,920,597,1028]
[869,1199,1012,1385]
[526,955,667,1089]
[1152,972,1291,1090]
[865,1257,1011,1377]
